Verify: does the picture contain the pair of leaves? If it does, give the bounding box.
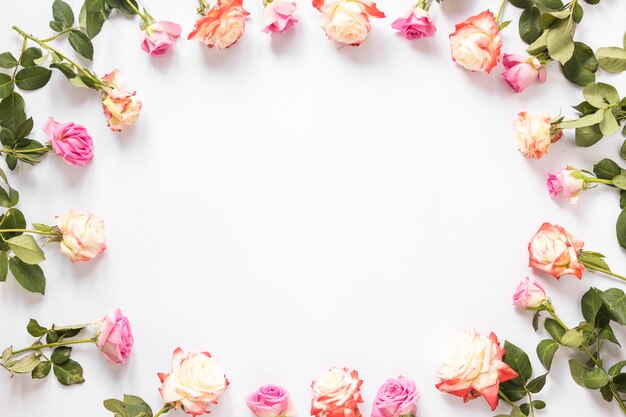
[49,1,94,60]
[499,340,548,408]
[103,395,156,417]
[596,33,626,73]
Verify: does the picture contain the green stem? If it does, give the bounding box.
[197,0,211,13]
[495,0,507,23]
[579,260,626,282]
[0,229,56,236]
[11,338,94,356]
[41,27,77,42]
[154,404,173,417]
[2,146,51,156]
[498,389,516,407]
[527,391,537,417]
[123,0,149,23]
[586,177,614,186]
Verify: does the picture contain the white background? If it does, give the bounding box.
[1,0,626,416]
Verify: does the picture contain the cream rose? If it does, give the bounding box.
[311,367,364,417]
[514,112,563,159]
[314,0,384,46]
[56,210,106,262]
[449,10,502,73]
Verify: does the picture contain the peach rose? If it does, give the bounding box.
[56,209,106,262]
[436,329,518,411]
[100,70,142,132]
[311,367,363,417]
[313,0,385,46]
[528,222,585,279]
[188,0,250,49]
[449,10,502,73]
[514,112,563,159]
[159,348,229,416]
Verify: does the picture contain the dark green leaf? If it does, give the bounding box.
[31,360,51,379]
[50,62,76,79]
[619,208,626,249]
[533,400,546,409]
[609,361,626,377]
[532,311,541,331]
[0,92,26,134]
[0,252,7,282]
[499,381,527,401]
[15,66,52,91]
[536,0,564,9]
[19,48,43,67]
[52,0,75,27]
[85,0,105,12]
[600,384,614,402]
[86,10,106,39]
[68,30,94,60]
[5,155,17,170]
[509,0,533,7]
[49,20,64,32]
[519,7,542,44]
[599,325,620,346]
[51,346,71,365]
[27,318,47,337]
[581,287,604,324]
[527,373,547,393]
[573,100,597,115]
[8,257,45,294]
[600,288,626,324]
[544,318,566,342]
[575,124,603,147]
[105,0,138,14]
[0,52,18,69]
[53,359,84,385]
[503,340,532,382]
[15,117,33,140]
[562,42,597,86]
[537,339,558,370]
[0,74,14,99]
[594,158,622,179]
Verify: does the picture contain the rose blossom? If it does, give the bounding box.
[141,21,182,56]
[159,348,229,416]
[547,167,585,205]
[311,367,363,417]
[514,112,563,159]
[188,0,250,49]
[245,384,295,417]
[95,309,134,364]
[262,0,298,33]
[436,329,518,411]
[42,117,93,167]
[528,222,585,279]
[56,209,106,262]
[391,7,436,40]
[512,277,548,309]
[449,10,502,73]
[502,54,546,93]
[100,70,142,132]
[313,0,385,46]
[371,376,419,417]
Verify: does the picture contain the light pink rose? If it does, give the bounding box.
[96,309,134,364]
[159,348,229,417]
[100,70,142,132]
[514,112,563,159]
[502,54,546,93]
[371,376,419,417]
[528,222,585,280]
[449,10,502,73]
[141,21,182,56]
[391,7,436,40]
[245,384,295,417]
[262,0,298,33]
[42,117,93,167]
[547,167,585,204]
[311,367,364,417]
[56,209,106,262]
[512,277,547,309]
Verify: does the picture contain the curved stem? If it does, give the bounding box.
[580,260,626,282]
[154,404,173,417]
[498,389,515,407]
[123,0,149,23]
[41,27,77,42]
[495,0,507,23]
[0,229,56,236]
[11,338,93,356]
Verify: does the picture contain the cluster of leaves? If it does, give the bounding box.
[589,158,626,249]
[496,341,548,417]
[531,288,626,410]
[104,395,171,417]
[0,168,55,294]
[1,318,88,386]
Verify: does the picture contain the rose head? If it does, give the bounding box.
[43,117,93,167]
[56,209,106,262]
[371,376,419,417]
[96,309,134,364]
[436,329,518,411]
[513,277,548,309]
[245,384,295,417]
[514,112,562,159]
[449,10,502,73]
[159,348,229,416]
[262,0,298,33]
[141,21,182,56]
[391,7,436,41]
[502,54,546,93]
[528,222,585,279]
[101,70,142,132]
[311,367,363,417]
[547,167,585,205]
[188,0,250,49]
[313,0,385,46]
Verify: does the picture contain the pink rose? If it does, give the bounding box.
[100,70,142,132]
[313,0,385,46]
[311,367,363,417]
[371,376,419,417]
[528,222,585,279]
[512,277,548,309]
[436,329,518,411]
[502,54,546,93]
[141,21,182,56]
[42,117,93,167]
[95,309,134,364]
[547,167,585,204]
[56,209,106,262]
[514,112,563,159]
[449,10,502,73]
[188,0,250,49]
[159,348,229,417]
[262,0,298,33]
[391,7,436,40]
[245,384,295,417]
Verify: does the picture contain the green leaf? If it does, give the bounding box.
[600,108,620,136]
[50,62,76,79]
[499,381,527,401]
[545,317,566,342]
[15,66,52,91]
[569,358,588,386]
[68,30,94,60]
[581,287,604,324]
[8,257,45,294]
[562,42,597,86]
[584,83,609,108]
[609,361,626,377]
[527,30,548,55]
[0,74,14,99]
[105,0,138,15]
[0,52,18,69]
[86,0,105,12]
[573,100,597,115]
[597,82,621,104]
[594,158,622,179]
[621,140,626,160]
[31,360,51,379]
[123,395,154,417]
[621,190,626,208]
[0,92,26,134]
[601,384,614,402]
[579,251,611,273]
[599,325,620,346]
[103,396,154,417]
[1,346,11,362]
[15,117,33,140]
[575,124,603,147]
[86,10,106,39]
[51,347,71,365]
[49,20,64,32]
[619,208,626,249]
[533,400,546,409]
[561,329,584,348]
[27,318,47,337]
[536,0,564,9]
[19,47,43,67]
[527,373,548,393]
[585,368,611,389]
[560,109,604,129]
[6,353,40,373]
[613,174,626,190]
[510,406,526,417]
[537,339,559,370]
[600,288,626,325]
[597,46,626,73]
[5,155,16,170]
[532,310,541,331]
[0,252,7,282]
[52,0,75,27]
[519,7,542,44]
[615,374,626,393]
[546,19,575,64]
[53,359,84,385]
[7,235,45,265]
[509,0,533,7]
[503,340,532,382]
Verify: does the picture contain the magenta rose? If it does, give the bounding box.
[43,117,93,167]
[391,7,436,40]
[245,384,295,417]
[95,309,134,364]
[372,376,419,417]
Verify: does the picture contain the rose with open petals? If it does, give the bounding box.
[100,70,142,132]
[95,309,133,364]
[391,7,436,40]
[43,117,93,167]
[311,367,363,417]
[313,0,385,46]
[56,210,106,262]
[371,376,419,417]
[514,112,562,159]
[502,54,546,93]
[141,21,182,56]
[547,167,585,204]
[436,329,518,411]
[449,10,502,73]
[245,384,295,417]
[188,0,250,49]
[262,0,298,33]
[159,348,229,416]
[513,277,548,309]
[529,222,585,279]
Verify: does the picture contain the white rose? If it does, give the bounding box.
[316,0,384,46]
[56,209,106,262]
